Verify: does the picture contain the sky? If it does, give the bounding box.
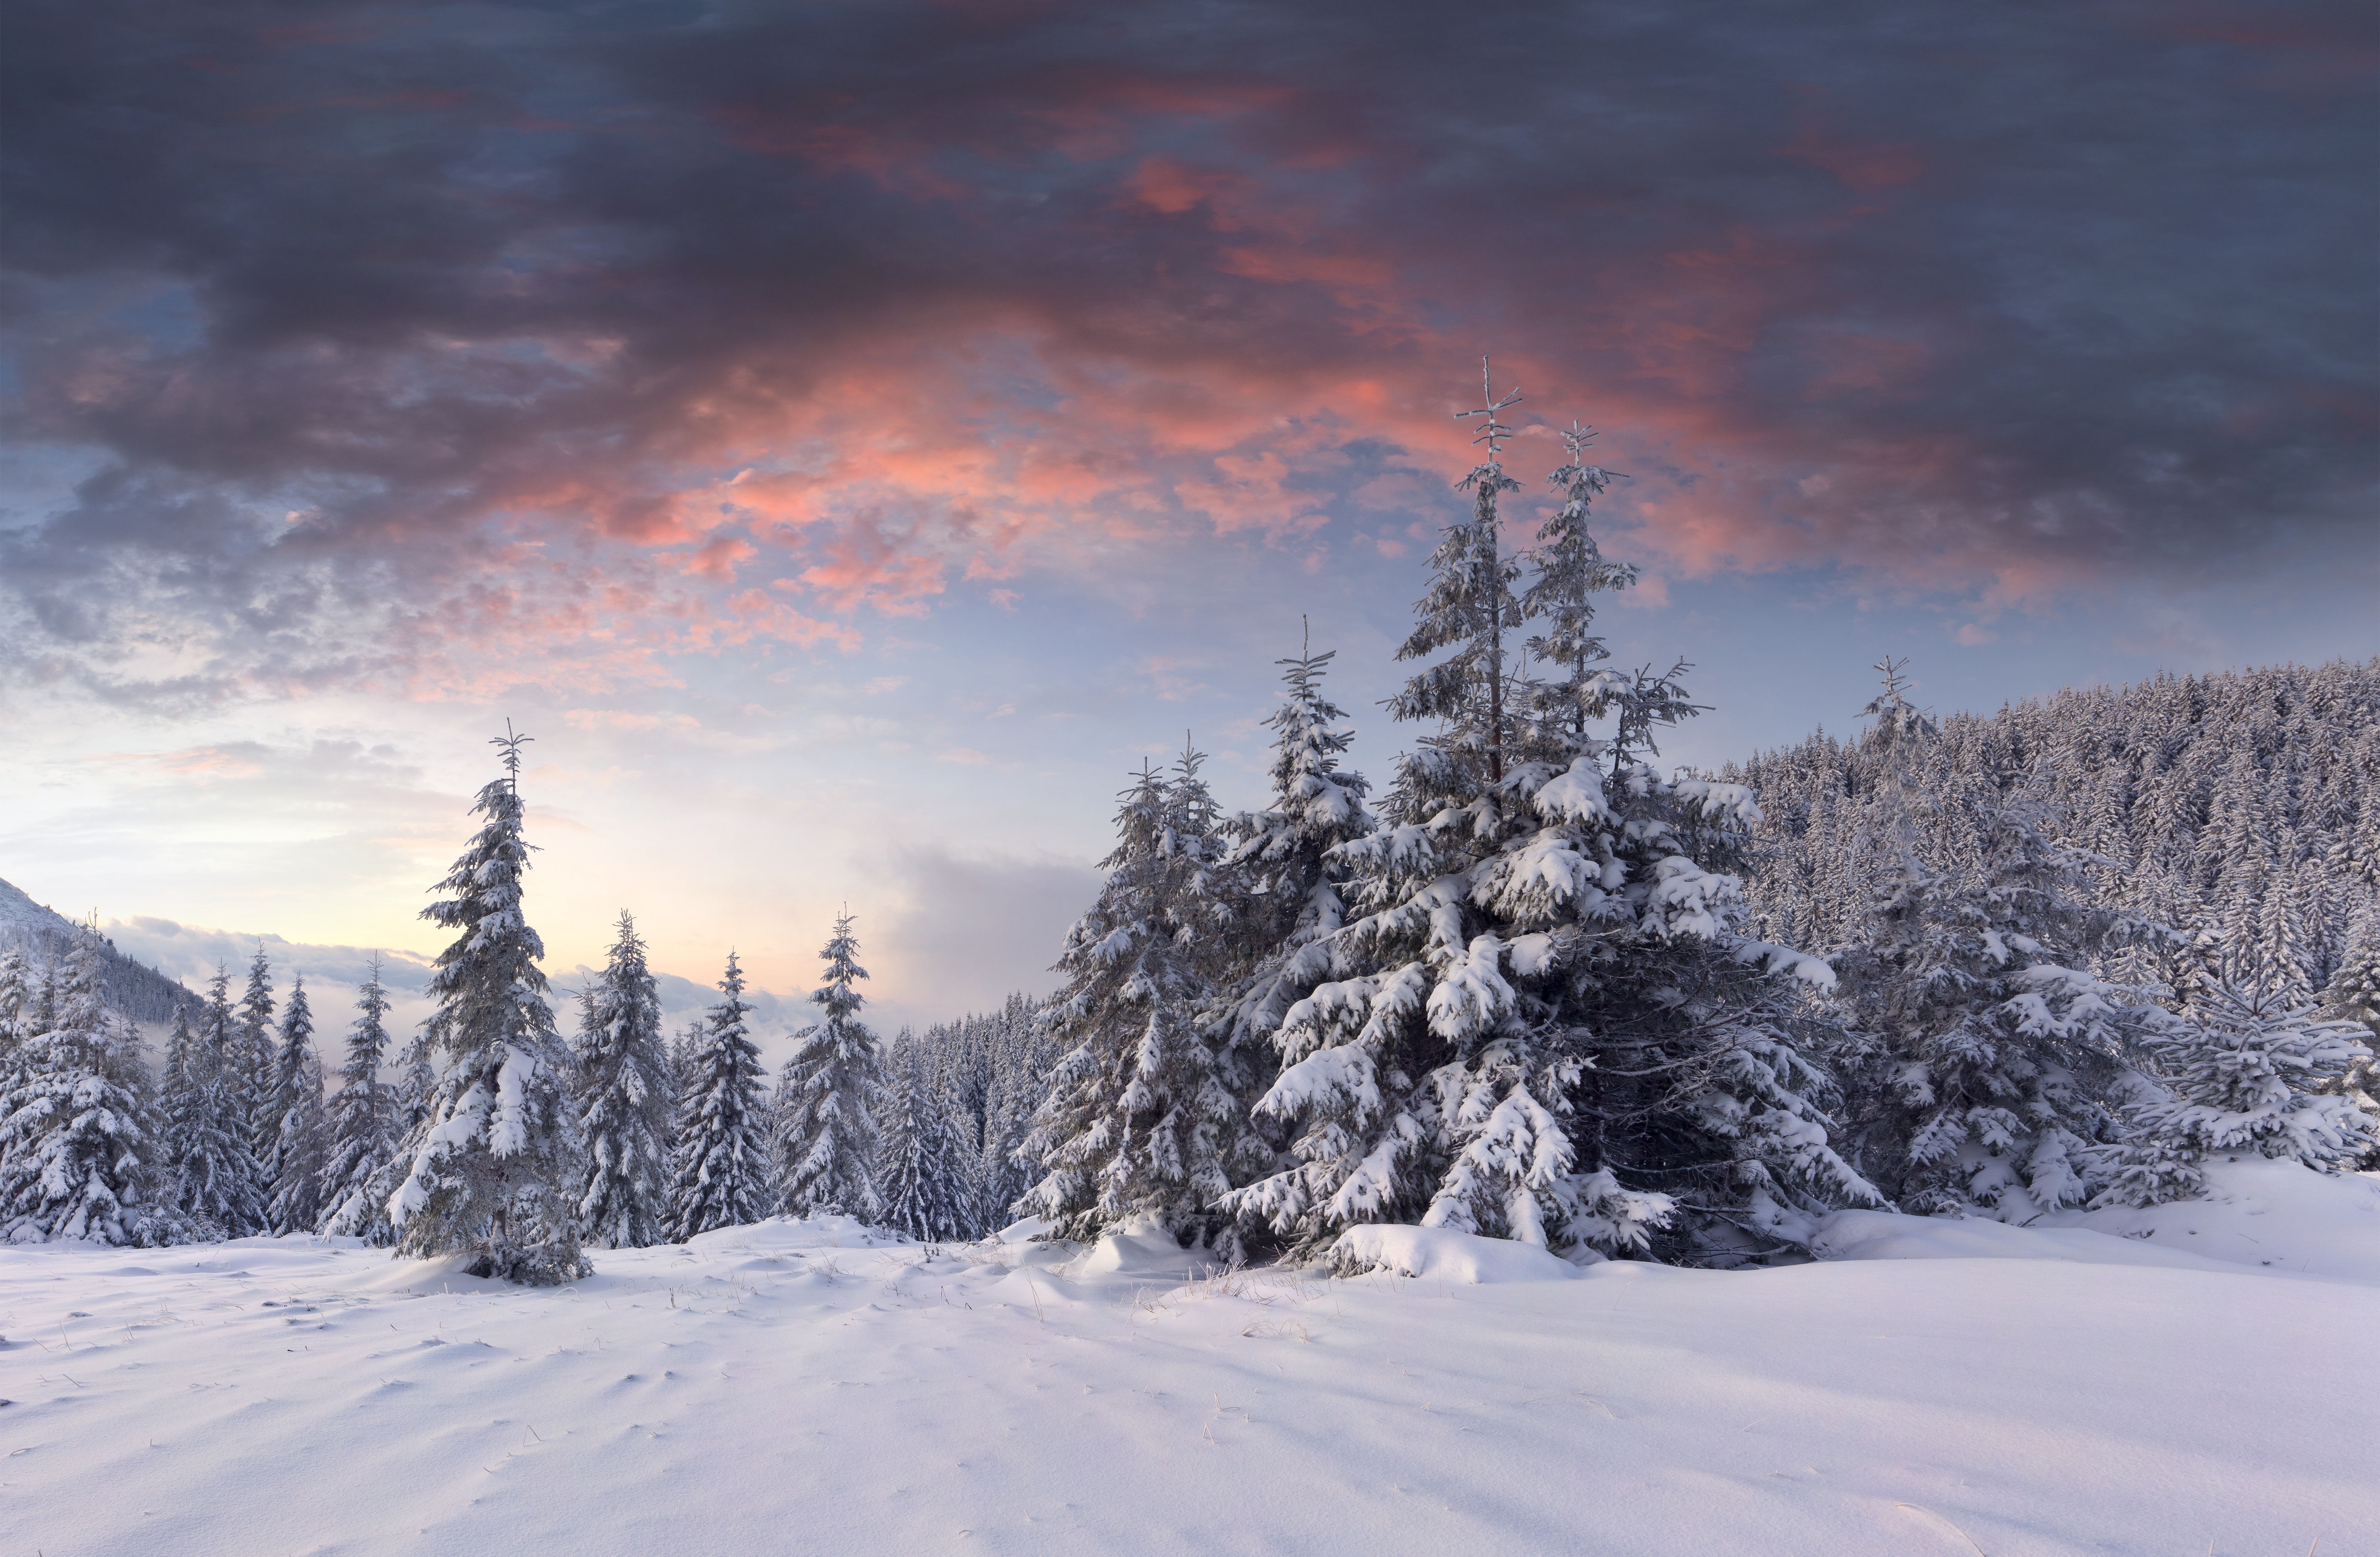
[2,0,2373,1043]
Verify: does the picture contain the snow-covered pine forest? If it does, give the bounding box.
[1730,657,2380,1014]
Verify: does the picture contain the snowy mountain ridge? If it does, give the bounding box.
[0,872,193,1022]
[0,872,83,942]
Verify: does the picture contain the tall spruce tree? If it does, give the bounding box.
[235,945,278,1159]
[170,963,267,1236]
[1020,745,1259,1248]
[264,974,328,1234]
[158,996,203,1174]
[0,930,175,1245]
[319,957,400,1243]
[576,912,674,1249]
[772,914,888,1218]
[388,726,588,1284]
[1220,377,1873,1262]
[669,951,771,1239]
[1215,636,1378,1055]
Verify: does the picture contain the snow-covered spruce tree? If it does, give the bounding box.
[1221,374,1873,1263]
[666,1020,703,1112]
[391,1028,437,1144]
[1019,744,1261,1250]
[1827,668,2150,1218]
[668,951,771,1239]
[574,911,674,1249]
[388,727,588,1285]
[1213,635,1378,1069]
[158,997,202,1153]
[267,1049,328,1238]
[318,957,400,1243]
[0,945,30,1076]
[1520,420,1638,757]
[876,1035,968,1242]
[2321,923,2380,1041]
[263,974,327,1234]
[0,930,177,1245]
[1384,363,1529,790]
[235,945,278,1159]
[2316,923,2380,1163]
[2098,972,2375,1205]
[970,994,1056,1236]
[772,915,888,1218]
[169,963,267,1236]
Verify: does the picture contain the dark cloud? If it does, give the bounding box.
[3,0,2371,702]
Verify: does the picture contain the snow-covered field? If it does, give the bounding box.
[5,1164,2376,1557]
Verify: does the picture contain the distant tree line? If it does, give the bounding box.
[0,733,1057,1275]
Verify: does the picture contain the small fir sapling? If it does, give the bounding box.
[2315,924,2380,1163]
[772,914,889,1219]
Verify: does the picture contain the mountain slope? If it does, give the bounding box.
[0,874,194,1022]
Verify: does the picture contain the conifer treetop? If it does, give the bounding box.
[241,943,275,1029]
[812,913,867,1028]
[491,719,534,791]
[1455,356,1522,464]
[1860,656,1937,753]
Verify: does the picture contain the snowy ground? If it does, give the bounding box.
[4,1164,2376,1557]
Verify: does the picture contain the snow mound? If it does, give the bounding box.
[1071,1213,1212,1281]
[2052,1159,2380,1285]
[1809,1210,2247,1274]
[1813,1162,2380,1286]
[678,1213,903,1254]
[992,1215,1056,1244]
[1330,1224,1583,1284]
